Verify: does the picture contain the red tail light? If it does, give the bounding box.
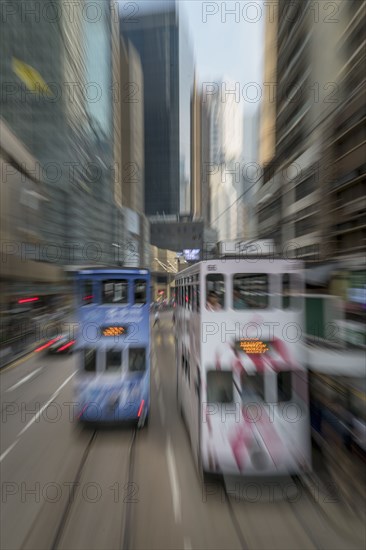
[57,340,76,352]
[35,336,62,352]
[78,404,88,419]
[18,297,39,303]
[137,400,145,417]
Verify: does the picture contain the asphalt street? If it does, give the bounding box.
[1,312,365,550]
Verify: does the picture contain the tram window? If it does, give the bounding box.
[197,285,200,312]
[278,371,292,402]
[233,274,268,309]
[206,274,225,310]
[81,280,93,305]
[102,280,128,304]
[232,284,248,310]
[129,348,146,372]
[241,371,265,401]
[84,348,97,372]
[207,371,233,403]
[291,275,302,309]
[282,274,290,310]
[282,274,301,309]
[134,280,146,304]
[106,350,122,371]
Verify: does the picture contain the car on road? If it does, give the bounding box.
[48,334,76,354]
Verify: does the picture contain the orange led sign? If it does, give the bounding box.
[101,326,126,337]
[238,338,269,354]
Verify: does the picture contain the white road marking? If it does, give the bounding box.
[151,348,156,371]
[166,436,181,524]
[154,367,161,390]
[184,537,192,550]
[17,371,76,437]
[6,368,42,392]
[0,439,19,464]
[158,392,165,424]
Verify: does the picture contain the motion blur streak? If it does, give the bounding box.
[0,0,365,548]
[34,337,62,353]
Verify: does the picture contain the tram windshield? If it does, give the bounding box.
[206,371,233,403]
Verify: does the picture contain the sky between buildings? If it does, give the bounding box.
[118,0,265,116]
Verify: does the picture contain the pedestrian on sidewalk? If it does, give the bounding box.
[153,308,160,328]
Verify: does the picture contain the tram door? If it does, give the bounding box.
[191,365,201,466]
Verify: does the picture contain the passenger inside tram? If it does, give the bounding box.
[206,291,222,311]
[233,288,248,309]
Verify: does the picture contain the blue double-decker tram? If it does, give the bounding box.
[74,267,150,427]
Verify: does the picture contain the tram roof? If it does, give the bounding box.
[174,258,303,278]
[70,266,150,276]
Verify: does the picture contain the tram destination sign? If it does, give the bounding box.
[235,338,269,354]
[100,325,128,337]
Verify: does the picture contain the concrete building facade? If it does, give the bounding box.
[256,0,364,263]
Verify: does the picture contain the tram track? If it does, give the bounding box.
[120,428,138,550]
[50,429,97,550]
[291,474,364,548]
[48,425,139,550]
[222,479,321,550]
[222,486,250,550]
[220,471,362,550]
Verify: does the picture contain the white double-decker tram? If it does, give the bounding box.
[174,245,311,477]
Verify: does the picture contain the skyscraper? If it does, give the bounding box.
[120,35,144,214]
[0,0,124,266]
[206,80,243,240]
[121,4,194,216]
[256,0,364,263]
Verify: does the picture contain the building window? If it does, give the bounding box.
[295,174,316,201]
[295,215,318,237]
[258,198,281,224]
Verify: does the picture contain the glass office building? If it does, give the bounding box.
[0,0,121,265]
[122,3,194,216]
